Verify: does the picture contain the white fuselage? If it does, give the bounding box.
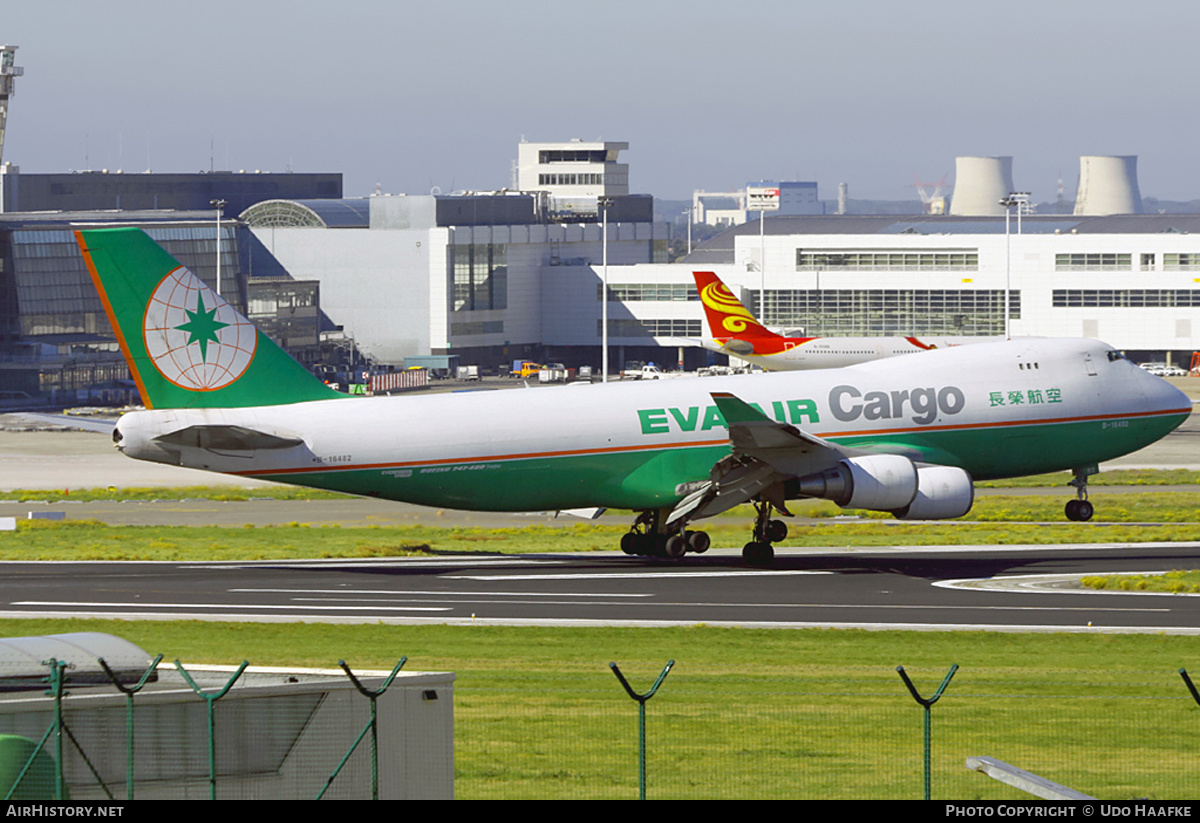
[114,338,1190,513]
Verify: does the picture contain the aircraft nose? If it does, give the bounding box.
[1144,373,1193,417]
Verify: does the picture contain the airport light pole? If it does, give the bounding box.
[210,198,227,298]
[998,192,1031,340]
[600,197,613,383]
[684,206,693,255]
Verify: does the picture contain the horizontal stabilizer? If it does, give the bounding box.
[153,425,304,452]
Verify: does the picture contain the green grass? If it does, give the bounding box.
[976,468,1200,488]
[1082,569,1200,594]
[1,467,1196,502]
[5,486,1200,561]
[3,620,1198,799]
[0,484,353,502]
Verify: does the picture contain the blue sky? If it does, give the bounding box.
[5,0,1196,203]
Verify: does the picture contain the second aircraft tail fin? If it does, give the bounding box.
[692,271,785,343]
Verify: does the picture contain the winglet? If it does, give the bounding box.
[710,392,771,425]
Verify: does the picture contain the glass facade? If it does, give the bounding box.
[604,283,698,302]
[1163,253,1200,271]
[754,289,1019,336]
[450,244,507,312]
[9,225,239,342]
[603,318,702,338]
[1054,253,1132,271]
[1053,289,1200,308]
[796,249,978,271]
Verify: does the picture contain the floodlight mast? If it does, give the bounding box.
[999,192,1033,339]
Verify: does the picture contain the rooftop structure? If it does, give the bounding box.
[517,139,629,217]
[0,45,22,167]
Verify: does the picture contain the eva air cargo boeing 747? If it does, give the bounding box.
[77,228,1192,564]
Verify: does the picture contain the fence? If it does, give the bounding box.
[0,658,453,801]
[457,661,1200,800]
[5,654,1200,800]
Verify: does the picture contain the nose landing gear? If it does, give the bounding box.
[1065,467,1095,522]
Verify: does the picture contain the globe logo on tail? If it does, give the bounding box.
[143,266,257,390]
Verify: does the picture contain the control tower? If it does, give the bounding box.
[0,46,22,166]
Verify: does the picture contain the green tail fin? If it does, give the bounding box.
[77,227,342,409]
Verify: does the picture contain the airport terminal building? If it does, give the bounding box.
[614,213,1200,366]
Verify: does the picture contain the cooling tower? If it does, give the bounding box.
[1073,155,1142,215]
[949,156,1014,216]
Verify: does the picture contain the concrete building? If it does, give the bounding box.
[651,213,1200,365]
[0,211,265,402]
[516,139,630,218]
[692,181,822,227]
[247,192,671,370]
[0,166,342,215]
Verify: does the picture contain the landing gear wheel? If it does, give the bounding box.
[686,530,711,554]
[765,519,788,543]
[1065,468,1095,522]
[620,532,639,555]
[743,541,774,566]
[664,534,688,559]
[1065,499,1094,522]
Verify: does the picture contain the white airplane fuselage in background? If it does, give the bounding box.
[691,270,1003,370]
[698,334,999,371]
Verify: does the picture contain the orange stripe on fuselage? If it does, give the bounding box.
[229,405,1191,479]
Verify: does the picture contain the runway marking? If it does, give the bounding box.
[277,597,1167,613]
[447,570,835,581]
[0,610,1194,633]
[11,601,451,613]
[935,572,1200,596]
[231,587,649,597]
[7,598,1164,615]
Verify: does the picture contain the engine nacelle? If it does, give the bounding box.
[790,454,918,512]
[891,465,974,520]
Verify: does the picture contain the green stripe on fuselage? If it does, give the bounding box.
[243,411,1188,511]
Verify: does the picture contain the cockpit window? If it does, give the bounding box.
[1106,350,1130,363]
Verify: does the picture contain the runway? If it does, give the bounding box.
[2,395,1198,633]
[3,543,1199,632]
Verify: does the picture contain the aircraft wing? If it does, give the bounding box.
[665,391,847,530]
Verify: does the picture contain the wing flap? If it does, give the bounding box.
[666,392,851,530]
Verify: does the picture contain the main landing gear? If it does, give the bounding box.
[743,498,788,566]
[1065,467,1095,522]
[621,509,711,559]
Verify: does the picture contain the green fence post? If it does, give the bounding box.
[316,658,407,800]
[1179,668,1200,706]
[609,660,674,800]
[6,657,132,802]
[98,654,162,800]
[174,660,249,801]
[44,658,65,801]
[896,663,958,801]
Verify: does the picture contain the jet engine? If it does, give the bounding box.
[788,454,919,512]
[890,465,974,520]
